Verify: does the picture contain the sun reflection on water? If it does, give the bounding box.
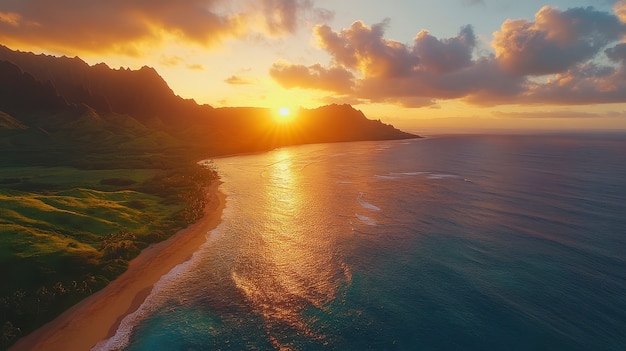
[230,148,349,348]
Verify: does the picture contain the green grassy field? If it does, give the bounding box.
[0,164,217,348]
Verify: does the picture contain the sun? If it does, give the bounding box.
[279,107,291,117]
[274,107,294,123]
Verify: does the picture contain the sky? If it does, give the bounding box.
[1,0,626,132]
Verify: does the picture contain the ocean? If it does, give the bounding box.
[94,133,626,351]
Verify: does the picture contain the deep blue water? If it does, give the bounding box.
[96,133,626,350]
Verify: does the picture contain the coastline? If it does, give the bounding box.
[9,182,226,351]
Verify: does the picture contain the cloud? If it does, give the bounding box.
[0,11,21,26]
[160,54,204,70]
[224,75,254,85]
[413,25,476,74]
[159,55,184,67]
[492,6,626,76]
[0,0,324,55]
[269,62,355,92]
[615,0,626,22]
[260,0,315,35]
[275,20,521,106]
[606,43,626,65]
[187,63,205,70]
[271,5,626,107]
[517,61,626,105]
[462,0,485,6]
[315,20,419,78]
[0,0,240,54]
[493,110,605,119]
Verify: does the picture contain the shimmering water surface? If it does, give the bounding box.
[96,134,626,350]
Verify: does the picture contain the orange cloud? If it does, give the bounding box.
[492,6,625,76]
[224,75,254,85]
[315,20,418,78]
[187,63,205,70]
[276,21,515,106]
[159,55,204,70]
[0,11,21,26]
[0,0,324,55]
[0,0,242,54]
[271,6,626,107]
[615,1,626,22]
[492,110,623,119]
[159,55,184,67]
[261,0,300,35]
[269,62,354,92]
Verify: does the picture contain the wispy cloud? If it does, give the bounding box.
[493,110,605,119]
[159,55,204,70]
[159,55,184,67]
[224,75,255,85]
[0,11,21,26]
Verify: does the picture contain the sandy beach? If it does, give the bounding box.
[10,183,226,351]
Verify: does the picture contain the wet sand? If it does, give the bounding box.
[10,183,226,351]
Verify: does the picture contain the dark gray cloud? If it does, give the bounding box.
[606,42,626,64]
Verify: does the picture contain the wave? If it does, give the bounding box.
[427,173,460,180]
[374,174,400,180]
[391,171,428,176]
[91,207,231,351]
[355,214,377,226]
[377,171,463,180]
[357,192,381,212]
[358,200,381,212]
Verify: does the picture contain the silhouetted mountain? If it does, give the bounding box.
[0,60,68,118]
[0,45,417,167]
[0,45,204,127]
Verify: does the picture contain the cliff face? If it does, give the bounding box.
[0,60,68,118]
[0,46,201,123]
[0,45,417,167]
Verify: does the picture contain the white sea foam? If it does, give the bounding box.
[357,192,381,212]
[91,202,230,351]
[376,171,463,182]
[374,174,399,180]
[355,214,377,226]
[427,173,460,180]
[396,171,428,176]
[358,199,381,212]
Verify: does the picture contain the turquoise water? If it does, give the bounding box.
[95,134,626,350]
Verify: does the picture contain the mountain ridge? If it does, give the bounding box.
[0,44,418,167]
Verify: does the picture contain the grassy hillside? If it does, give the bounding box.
[0,165,217,348]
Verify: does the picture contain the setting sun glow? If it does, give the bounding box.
[274,107,294,123]
[279,107,291,116]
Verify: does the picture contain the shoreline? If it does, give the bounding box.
[9,182,226,351]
